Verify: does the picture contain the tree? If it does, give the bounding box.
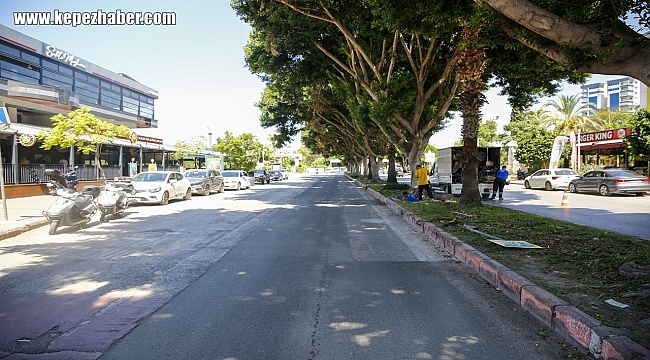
[37,107,133,180]
[214,131,259,171]
[625,109,650,161]
[480,0,650,86]
[511,127,557,171]
[542,94,592,134]
[588,108,635,131]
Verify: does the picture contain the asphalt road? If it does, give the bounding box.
[0,174,583,359]
[380,174,650,240]
[99,175,578,359]
[488,181,650,240]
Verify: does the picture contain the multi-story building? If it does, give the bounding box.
[578,77,649,175]
[0,24,180,196]
[580,76,649,113]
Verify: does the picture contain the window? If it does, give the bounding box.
[20,52,39,65]
[0,43,20,58]
[41,58,60,70]
[75,80,100,104]
[0,57,40,84]
[42,68,73,91]
[100,89,121,109]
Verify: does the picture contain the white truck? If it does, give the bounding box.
[430,146,504,197]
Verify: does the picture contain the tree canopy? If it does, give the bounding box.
[37,107,133,180]
[480,0,650,86]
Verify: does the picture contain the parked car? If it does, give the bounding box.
[251,169,271,184]
[395,167,404,177]
[279,169,289,180]
[183,169,224,195]
[221,170,252,190]
[127,171,192,205]
[568,169,650,196]
[269,170,282,181]
[524,168,580,190]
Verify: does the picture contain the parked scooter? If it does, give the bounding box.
[45,167,79,194]
[516,169,528,180]
[96,181,134,221]
[43,185,101,235]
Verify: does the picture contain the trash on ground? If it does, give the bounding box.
[605,299,630,308]
[463,225,543,249]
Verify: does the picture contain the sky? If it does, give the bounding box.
[0,1,609,150]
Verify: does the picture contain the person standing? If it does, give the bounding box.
[415,164,434,201]
[491,165,509,200]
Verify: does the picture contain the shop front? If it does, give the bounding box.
[579,128,647,175]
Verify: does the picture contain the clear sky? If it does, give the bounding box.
[0,1,607,150]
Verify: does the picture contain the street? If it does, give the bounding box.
[491,181,650,240]
[0,174,580,359]
[380,174,650,240]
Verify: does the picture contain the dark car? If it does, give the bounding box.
[250,169,271,184]
[183,169,224,196]
[269,170,282,181]
[568,169,650,196]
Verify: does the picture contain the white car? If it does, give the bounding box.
[524,168,580,190]
[127,171,192,205]
[221,170,252,190]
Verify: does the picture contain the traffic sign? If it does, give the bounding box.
[0,107,11,128]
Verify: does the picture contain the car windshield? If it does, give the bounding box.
[132,172,167,182]
[221,171,239,177]
[555,170,577,175]
[254,170,265,174]
[184,170,206,178]
[606,170,643,177]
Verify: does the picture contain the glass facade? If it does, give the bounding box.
[0,40,155,120]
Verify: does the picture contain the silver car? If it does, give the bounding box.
[568,169,650,196]
[524,168,580,190]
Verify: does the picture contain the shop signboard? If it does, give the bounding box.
[579,128,631,144]
[205,156,223,171]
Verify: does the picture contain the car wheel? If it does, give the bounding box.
[203,185,211,196]
[524,180,531,189]
[599,185,610,196]
[568,183,578,193]
[184,188,192,200]
[635,192,646,196]
[160,191,169,205]
[218,183,225,193]
[544,181,553,191]
[236,182,241,191]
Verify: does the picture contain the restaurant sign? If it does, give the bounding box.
[579,128,631,143]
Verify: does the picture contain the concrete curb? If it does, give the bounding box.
[0,218,49,241]
[350,176,650,360]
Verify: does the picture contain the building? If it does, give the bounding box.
[0,24,180,195]
[580,76,649,114]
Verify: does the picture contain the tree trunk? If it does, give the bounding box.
[457,25,488,206]
[386,145,398,184]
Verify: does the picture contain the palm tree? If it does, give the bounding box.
[542,94,594,134]
[456,23,487,206]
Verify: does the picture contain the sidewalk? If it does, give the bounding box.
[0,195,55,240]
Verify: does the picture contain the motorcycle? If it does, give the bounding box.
[42,185,101,235]
[96,181,134,222]
[517,169,528,180]
[45,168,79,194]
